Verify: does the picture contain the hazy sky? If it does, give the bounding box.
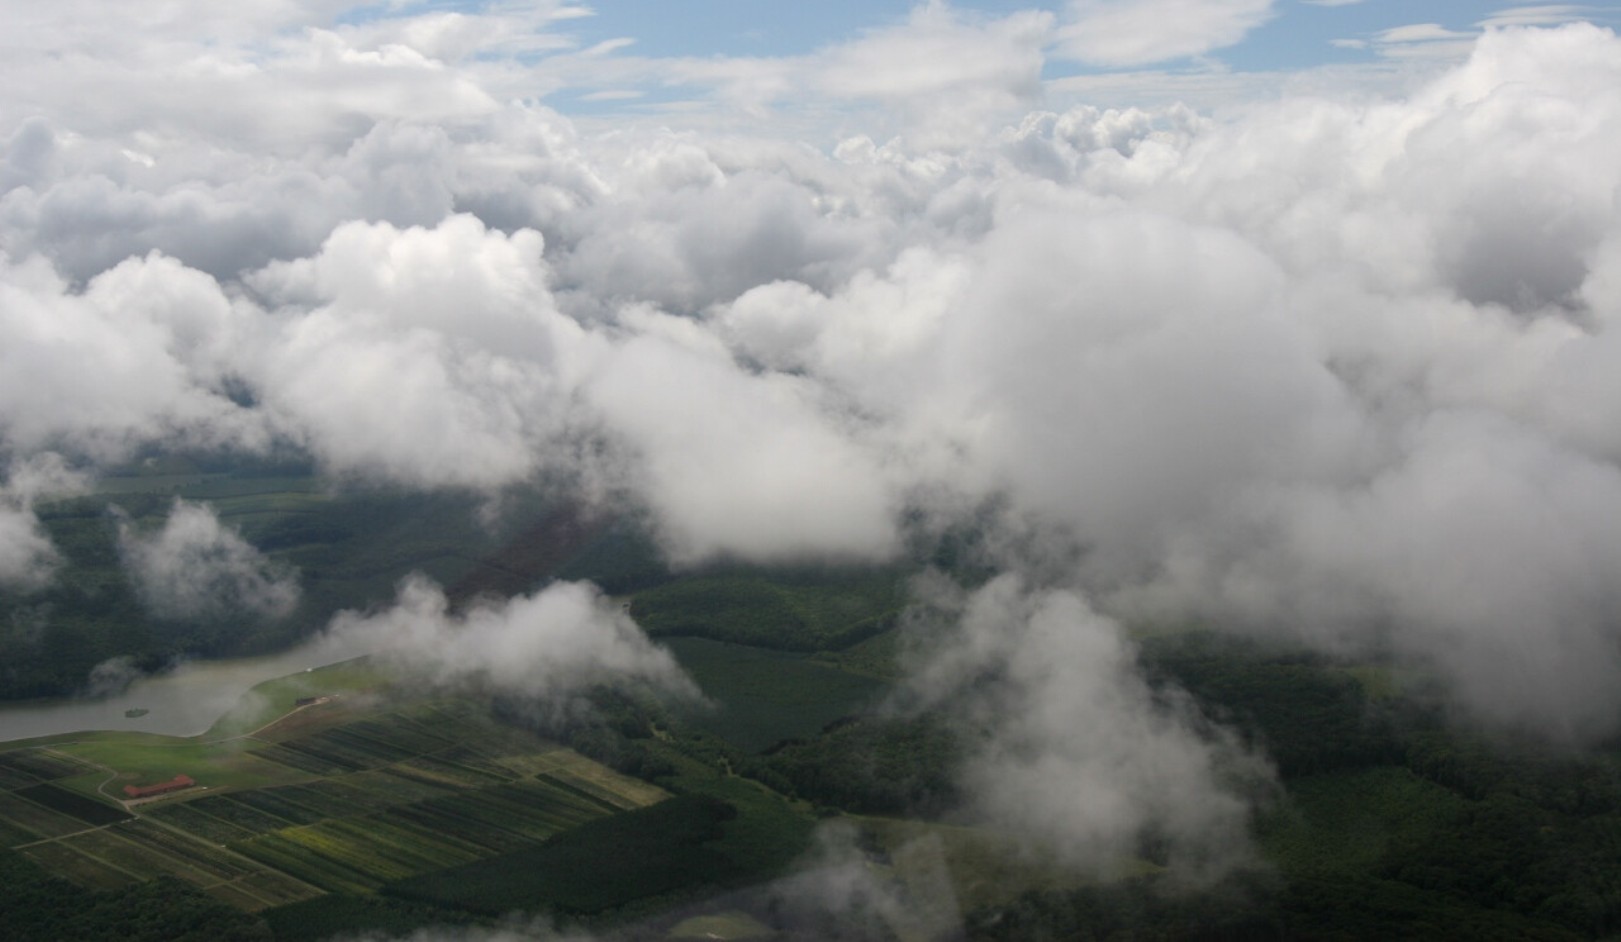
[5,0,1621,879]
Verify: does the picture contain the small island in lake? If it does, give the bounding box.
[124,708,149,718]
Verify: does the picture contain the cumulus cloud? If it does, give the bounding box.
[320,575,695,703]
[118,499,300,620]
[0,251,261,457]
[907,575,1270,879]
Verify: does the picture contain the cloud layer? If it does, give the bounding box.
[4,0,1621,887]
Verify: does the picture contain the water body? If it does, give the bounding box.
[0,637,370,743]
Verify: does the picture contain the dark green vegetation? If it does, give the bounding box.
[629,567,906,652]
[957,634,1621,941]
[661,637,886,753]
[9,458,1621,939]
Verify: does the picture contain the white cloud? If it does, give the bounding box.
[1481,5,1604,28]
[907,575,1270,878]
[1057,0,1278,66]
[118,499,300,621]
[321,575,695,703]
[0,453,90,590]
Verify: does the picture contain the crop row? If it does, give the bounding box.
[0,748,95,785]
[62,828,221,886]
[232,831,381,896]
[115,818,259,880]
[18,783,131,826]
[418,778,608,841]
[224,785,331,826]
[384,802,536,855]
[183,794,295,835]
[249,742,351,776]
[272,779,378,817]
[20,840,138,891]
[144,801,260,844]
[0,789,90,840]
[538,753,668,810]
[340,714,456,756]
[391,754,511,789]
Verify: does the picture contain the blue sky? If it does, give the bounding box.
[533,1,1620,68]
[388,1,1621,117]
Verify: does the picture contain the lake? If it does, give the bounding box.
[0,634,371,743]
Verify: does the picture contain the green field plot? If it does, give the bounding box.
[339,714,456,756]
[665,637,887,752]
[237,867,325,906]
[391,754,511,789]
[0,789,94,839]
[219,786,331,826]
[0,764,40,790]
[269,736,380,773]
[233,831,382,895]
[383,803,537,855]
[315,726,421,765]
[539,750,669,810]
[204,879,278,912]
[185,794,299,835]
[19,840,140,890]
[340,768,458,806]
[53,733,307,794]
[421,778,610,843]
[115,818,259,880]
[271,828,422,884]
[0,748,96,783]
[408,702,560,757]
[142,801,261,844]
[249,742,353,776]
[272,779,379,818]
[0,816,41,846]
[433,745,521,779]
[60,828,222,885]
[16,783,130,826]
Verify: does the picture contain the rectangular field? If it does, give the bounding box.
[19,840,140,890]
[61,829,223,885]
[17,783,131,826]
[0,749,96,783]
[0,789,94,839]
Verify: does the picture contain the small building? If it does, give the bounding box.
[123,774,195,799]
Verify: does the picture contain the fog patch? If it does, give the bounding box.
[320,575,696,705]
[906,574,1273,883]
[82,655,143,699]
[0,452,89,589]
[117,498,300,621]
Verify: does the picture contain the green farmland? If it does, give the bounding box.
[0,676,669,917]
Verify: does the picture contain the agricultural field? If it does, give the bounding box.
[0,682,669,915]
